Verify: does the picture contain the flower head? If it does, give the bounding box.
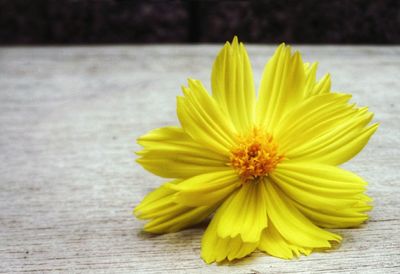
[134,37,377,263]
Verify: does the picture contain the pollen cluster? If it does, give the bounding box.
[230,128,284,182]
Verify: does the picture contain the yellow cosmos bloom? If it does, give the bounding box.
[134,37,378,263]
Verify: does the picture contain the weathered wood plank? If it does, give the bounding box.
[0,45,399,273]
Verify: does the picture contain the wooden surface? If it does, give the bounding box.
[0,45,399,273]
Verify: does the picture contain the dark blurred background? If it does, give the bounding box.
[0,0,399,45]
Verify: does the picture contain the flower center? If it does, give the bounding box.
[229,128,284,182]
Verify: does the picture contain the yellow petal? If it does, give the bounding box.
[297,123,378,165]
[256,44,306,132]
[311,73,331,96]
[201,200,258,263]
[270,161,367,210]
[134,180,182,219]
[137,126,228,178]
[259,219,312,259]
[177,79,237,156]
[286,107,378,164]
[143,205,216,234]
[216,181,268,242]
[303,62,318,97]
[273,90,377,165]
[302,61,332,98]
[211,36,256,133]
[168,170,240,207]
[265,180,341,248]
[134,182,217,233]
[274,92,353,152]
[293,196,371,228]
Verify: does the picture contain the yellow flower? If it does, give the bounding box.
[134,37,378,263]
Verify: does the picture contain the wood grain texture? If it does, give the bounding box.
[0,45,399,273]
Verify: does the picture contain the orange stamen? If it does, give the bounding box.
[229,128,284,182]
